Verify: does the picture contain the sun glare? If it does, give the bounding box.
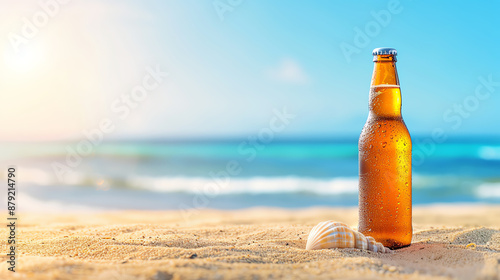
[3,44,44,73]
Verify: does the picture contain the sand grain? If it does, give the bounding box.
[1,206,499,279]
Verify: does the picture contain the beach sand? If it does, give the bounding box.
[1,205,499,279]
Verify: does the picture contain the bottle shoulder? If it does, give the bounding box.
[360,117,411,145]
[362,116,408,129]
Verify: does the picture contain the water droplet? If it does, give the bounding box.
[382,142,387,148]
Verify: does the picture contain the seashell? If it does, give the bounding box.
[305,220,392,253]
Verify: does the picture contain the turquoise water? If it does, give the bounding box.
[3,138,500,211]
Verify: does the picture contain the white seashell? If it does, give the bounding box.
[305,220,392,253]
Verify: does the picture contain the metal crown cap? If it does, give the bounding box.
[372,48,397,56]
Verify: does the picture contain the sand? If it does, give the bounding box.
[1,205,499,279]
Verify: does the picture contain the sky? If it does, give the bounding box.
[1,0,499,141]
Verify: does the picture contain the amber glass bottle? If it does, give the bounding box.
[358,48,412,249]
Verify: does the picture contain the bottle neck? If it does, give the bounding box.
[369,55,401,118]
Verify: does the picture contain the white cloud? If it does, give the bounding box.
[266,58,310,85]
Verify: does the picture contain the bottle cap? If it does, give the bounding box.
[372,48,397,56]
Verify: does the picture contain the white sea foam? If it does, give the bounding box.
[476,183,500,198]
[18,193,105,213]
[15,167,53,186]
[130,176,359,195]
[478,146,500,160]
[3,166,86,187]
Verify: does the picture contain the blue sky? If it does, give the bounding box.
[2,0,499,141]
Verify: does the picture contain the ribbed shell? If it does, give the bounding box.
[305,220,391,253]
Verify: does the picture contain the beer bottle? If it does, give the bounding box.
[358,47,412,249]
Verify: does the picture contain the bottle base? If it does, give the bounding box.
[381,239,411,250]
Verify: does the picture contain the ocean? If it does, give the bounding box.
[3,138,500,212]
